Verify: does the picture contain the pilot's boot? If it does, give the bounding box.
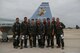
[20,40,23,49]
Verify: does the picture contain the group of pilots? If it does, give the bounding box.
[12,17,65,49]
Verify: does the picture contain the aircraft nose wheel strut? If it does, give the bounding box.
[0,27,10,42]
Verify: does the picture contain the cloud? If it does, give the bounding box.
[0,0,80,27]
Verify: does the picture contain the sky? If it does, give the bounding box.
[0,0,80,27]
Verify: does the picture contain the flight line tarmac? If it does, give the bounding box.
[0,29,80,53]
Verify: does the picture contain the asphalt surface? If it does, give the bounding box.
[0,29,80,53]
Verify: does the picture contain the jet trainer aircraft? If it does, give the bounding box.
[0,2,52,42]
